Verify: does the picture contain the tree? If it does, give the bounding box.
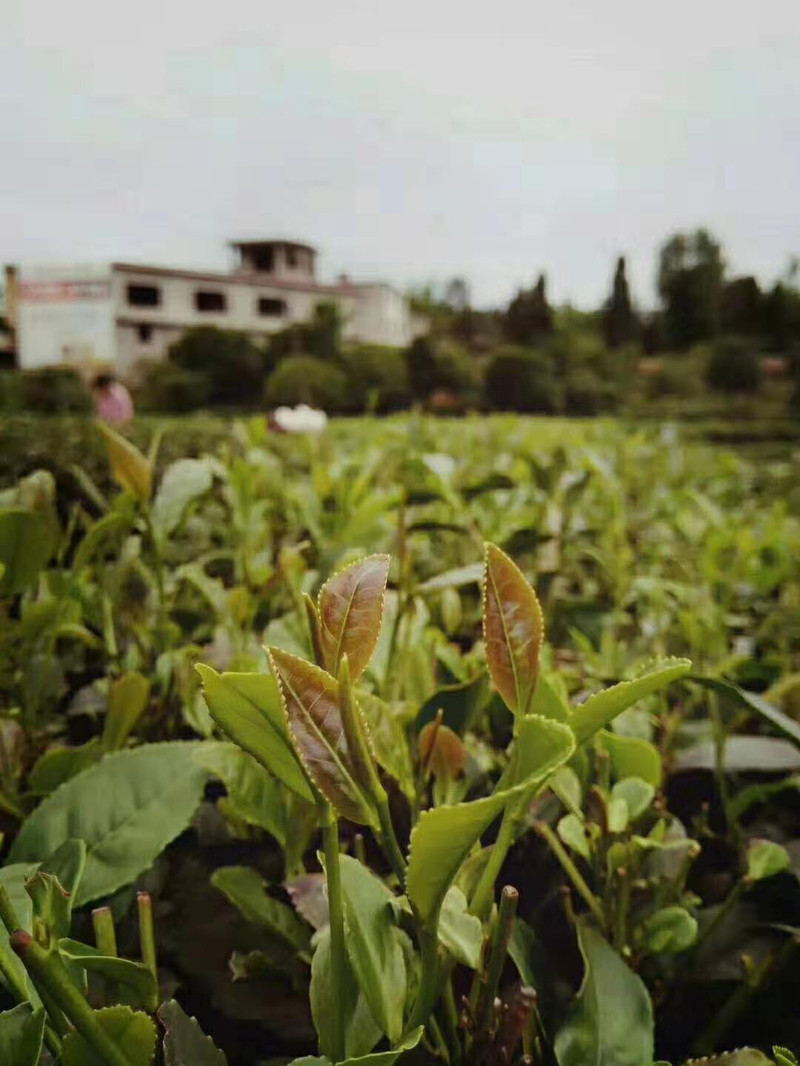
[504,273,554,346]
[657,229,724,349]
[484,347,559,412]
[706,337,762,394]
[444,277,470,311]
[168,327,263,405]
[721,276,762,337]
[406,336,438,400]
[602,256,637,348]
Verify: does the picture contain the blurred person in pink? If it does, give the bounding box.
[92,373,134,425]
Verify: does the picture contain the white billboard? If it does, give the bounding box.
[17,263,115,370]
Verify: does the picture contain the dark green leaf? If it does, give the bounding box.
[211,866,311,952]
[61,1004,157,1066]
[158,999,229,1066]
[0,509,56,596]
[0,1003,45,1066]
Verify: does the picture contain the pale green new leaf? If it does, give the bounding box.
[9,742,208,906]
[97,422,152,503]
[407,716,574,925]
[599,731,662,789]
[196,666,313,802]
[570,659,691,744]
[211,866,311,952]
[747,839,791,881]
[438,886,483,968]
[311,925,382,1059]
[611,778,655,822]
[0,1003,45,1066]
[151,458,213,537]
[554,920,654,1066]
[558,814,591,859]
[61,1004,157,1066]
[638,906,697,955]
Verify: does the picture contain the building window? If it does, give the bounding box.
[195,290,227,312]
[257,297,287,317]
[286,246,298,268]
[127,284,160,307]
[252,248,274,272]
[137,324,153,344]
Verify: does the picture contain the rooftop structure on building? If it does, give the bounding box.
[5,238,424,375]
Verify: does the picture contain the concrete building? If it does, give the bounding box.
[5,239,422,376]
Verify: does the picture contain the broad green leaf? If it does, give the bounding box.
[417,677,489,735]
[195,741,288,846]
[343,1026,424,1066]
[58,938,158,1009]
[157,999,229,1066]
[0,1003,45,1066]
[268,648,375,825]
[558,814,591,859]
[357,691,414,799]
[0,508,56,596]
[637,906,697,954]
[599,731,662,789]
[61,1004,157,1066]
[482,542,544,716]
[151,458,213,537]
[747,839,790,881]
[438,886,483,968]
[337,854,406,1042]
[318,555,390,680]
[28,739,103,796]
[311,925,382,1059]
[103,673,150,752]
[611,778,655,822]
[196,666,313,802]
[97,422,152,502]
[570,659,691,745]
[39,839,86,903]
[211,866,311,952]
[9,742,208,906]
[407,716,574,925]
[554,920,654,1066]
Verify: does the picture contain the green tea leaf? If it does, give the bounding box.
[482,542,544,716]
[343,1026,424,1066]
[407,716,574,925]
[438,886,483,968]
[599,731,662,788]
[611,778,655,822]
[151,458,213,537]
[531,673,570,723]
[58,938,158,1009]
[337,854,406,1043]
[637,906,697,954]
[158,999,229,1066]
[311,924,382,1059]
[103,672,150,752]
[0,1003,45,1066]
[417,676,489,734]
[195,741,288,845]
[558,814,591,859]
[211,866,311,952]
[747,839,791,881]
[690,676,800,749]
[318,555,391,680]
[268,648,375,825]
[0,508,56,596]
[61,1004,157,1066]
[571,659,691,744]
[9,742,208,906]
[196,666,313,802]
[357,691,414,799]
[554,920,654,1066]
[97,422,152,503]
[28,739,103,796]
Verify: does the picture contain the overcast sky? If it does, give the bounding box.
[3,0,799,308]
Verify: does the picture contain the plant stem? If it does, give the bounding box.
[405,920,441,1037]
[137,892,158,1001]
[613,866,631,954]
[534,822,605,926]
[92,907,118,958]
[709,692,739,844]
[322,811,347,1064]
[693,879,746,956]
[12,931,131,1066]
[469,792,527,921]
[376,795,408,883]
[442,980,462,1066]
[477,886,518,1030]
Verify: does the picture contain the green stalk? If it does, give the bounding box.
[534,822,605,926]
[322,810,347,1064]
[469,792,527,920]
[709,691,739,844]
[136,892,158,991]
[92,907,118,958]
[477,886,518,1030]
[613,866,631,954]
[692,879,746,956]
[404,921,441,1037]
[11,931,131,1066]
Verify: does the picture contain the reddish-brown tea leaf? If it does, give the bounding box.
[419,722,466,779]
[482,542,544,716]
[268,647,375,825]
[318,555,390,680]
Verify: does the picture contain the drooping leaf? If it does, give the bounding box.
[482,542,544,716]
[407,716,574,925]
[97,422,152,503]
[58,938,158,1009]
[103,673,150,752]
[676,736,800,773]
[196,666,313,802]
[311,924,382,1059]
[438,886,483,968]
[570,659,692,745]
[599,731,662,789]
[357,691,414,799]
[211,866,311,953]
[9,742,208,906]
[158,999,229,1066]
[337,854,407,1043]
[151,458,213,537]
[690,676,800,749]
[61,1004,157,1066]
[28,739,104,796]
[637,906,698,955]
[195,741,288,846]
[317,555,391,680]
[0,1003,45,1066]
[0,508,56,596]
[268,648,375,825]
[747,839,791,881]
[554,920,654,1066]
